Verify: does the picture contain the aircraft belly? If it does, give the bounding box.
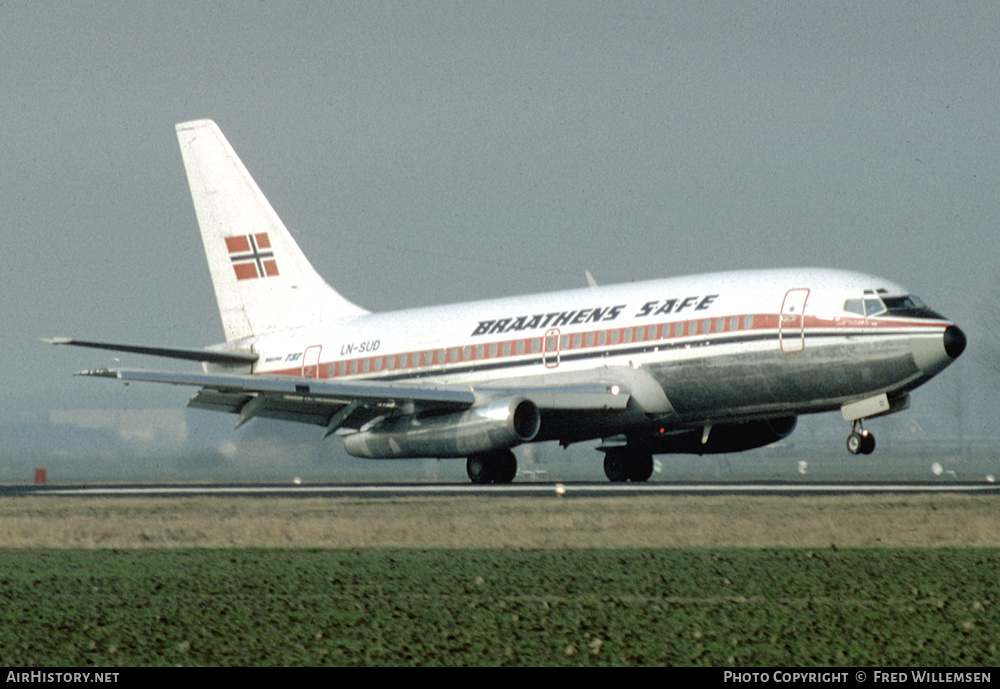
[533,408,650,443]
[649,338,920,421]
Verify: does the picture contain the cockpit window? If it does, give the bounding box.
[882,295,945,319]
[842,297,885,316]
[843,293,945,320]
[864,297,887,317]
[843,299,864,316]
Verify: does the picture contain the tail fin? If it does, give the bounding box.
[176,119,367,342]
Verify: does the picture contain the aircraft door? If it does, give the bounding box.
[302,345,322,378]
[543,328,561,368]
[779,289,809,354]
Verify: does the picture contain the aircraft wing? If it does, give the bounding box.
[76,368,632,435]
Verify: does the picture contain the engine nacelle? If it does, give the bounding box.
[343,397,541,459]
[643,417,797,455]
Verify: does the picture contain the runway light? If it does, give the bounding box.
[554,483,566,497]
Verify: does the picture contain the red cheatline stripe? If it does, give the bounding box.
[259,314,946,379]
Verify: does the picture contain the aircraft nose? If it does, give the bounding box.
[943,325,967,359]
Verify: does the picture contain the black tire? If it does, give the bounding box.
[467,454,493,484]
[860,432,876,455]
[628,452,654,482]
[846,432,863,455]
[495,450,518,484]
[603,448,629,482]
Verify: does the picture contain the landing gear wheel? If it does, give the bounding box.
[846,429,876,455]
[467,454,492,484]
[846,432,864,455]
[495,450,517,484]
[603,448,629,482]
[603,447,654,482]
[628,452,654,482]
[860,431,876,455]
[467,450,518,484]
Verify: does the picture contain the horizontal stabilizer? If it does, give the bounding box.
[44,338,258,365]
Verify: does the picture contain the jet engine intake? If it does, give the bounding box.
[343,397,541,459]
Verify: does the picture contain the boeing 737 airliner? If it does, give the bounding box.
[48,120,966,483]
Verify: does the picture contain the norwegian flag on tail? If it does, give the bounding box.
[225,233,279,280]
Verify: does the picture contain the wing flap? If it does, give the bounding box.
[188,389,365,427]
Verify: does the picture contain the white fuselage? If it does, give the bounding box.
[234,266,958,446]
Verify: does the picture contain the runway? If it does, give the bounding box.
[3,481,998,498]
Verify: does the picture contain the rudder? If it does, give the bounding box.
[175,119,367,342]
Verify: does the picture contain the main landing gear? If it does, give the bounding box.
[602,447,654,483]
[467,449,517,484]
[846,421,876,455]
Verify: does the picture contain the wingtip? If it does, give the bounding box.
[73,368,121,379]
[42,337,73,345]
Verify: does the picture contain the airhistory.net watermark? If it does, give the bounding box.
[6,672,119,684]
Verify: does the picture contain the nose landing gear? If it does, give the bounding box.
[846,422,876,455]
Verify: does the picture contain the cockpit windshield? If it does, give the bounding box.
[843,291,945,320]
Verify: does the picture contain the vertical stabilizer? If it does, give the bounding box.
[176,119,367,341]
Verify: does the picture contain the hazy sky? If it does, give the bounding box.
[2,2,997,477]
